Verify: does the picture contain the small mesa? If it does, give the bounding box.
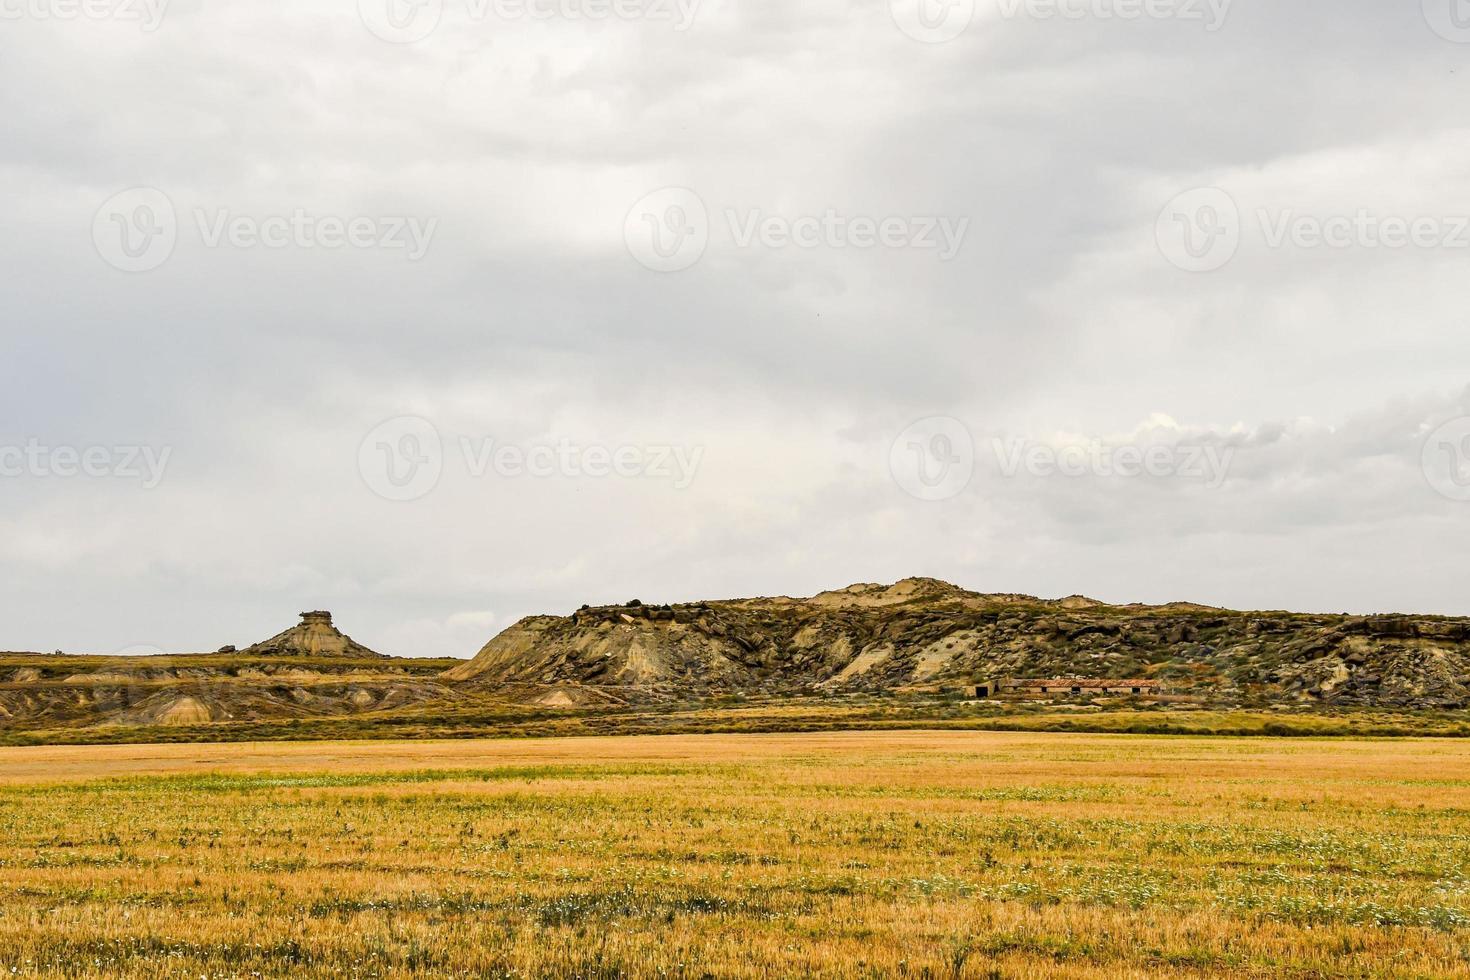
[243,611,386,659]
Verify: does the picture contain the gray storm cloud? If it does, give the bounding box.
[0,0,1467,655]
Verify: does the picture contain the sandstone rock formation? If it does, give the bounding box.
[446,578,1470,708]
[7,581,1470,734]
[244,611,386,659]
[0,654,459,731]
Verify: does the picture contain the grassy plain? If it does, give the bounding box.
[8,697,1470,747]
[2,732,1470,977]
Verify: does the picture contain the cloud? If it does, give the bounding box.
[0,0,1466,653]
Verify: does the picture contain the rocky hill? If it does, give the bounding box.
[446,578,1470,709]
[244,611,386,658]
[0,611,446,731]
[0,654,464,730]
[5,583,1470,736]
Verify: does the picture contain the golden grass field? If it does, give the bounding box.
[3,732,1470,978]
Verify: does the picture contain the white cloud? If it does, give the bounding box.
[0,0,1466,654]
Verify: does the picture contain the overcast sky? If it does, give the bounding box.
[2,0,1468,657]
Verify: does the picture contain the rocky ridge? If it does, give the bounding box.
[7,582,1470,733]
[0,610,420,729]
[446,578,1470,709]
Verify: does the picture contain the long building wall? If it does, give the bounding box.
[965,680,1165,697]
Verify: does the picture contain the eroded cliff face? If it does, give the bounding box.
[0,656,464,729]
[446,578,1470,708]
[0,612,424,730]
[7,582,1470,733]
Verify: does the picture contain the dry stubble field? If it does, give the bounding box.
[2,731,1470,978]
